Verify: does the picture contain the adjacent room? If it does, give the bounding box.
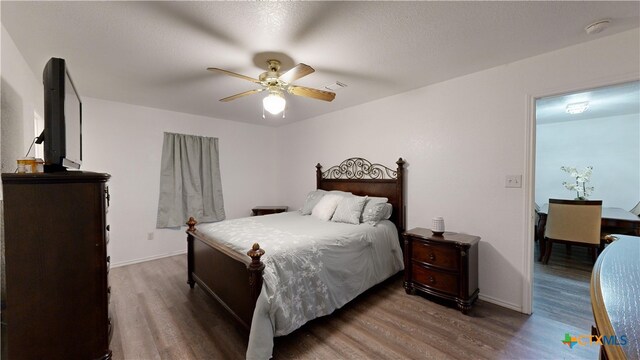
[532,80,640,355]
[1,2,639,359]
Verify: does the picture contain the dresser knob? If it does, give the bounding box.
[429,276,436,284]
[106,225,110,231]
[429,253,436,261]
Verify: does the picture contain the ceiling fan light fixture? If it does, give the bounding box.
[263,91,286,115]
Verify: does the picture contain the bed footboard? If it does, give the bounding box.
[186,217,265,330]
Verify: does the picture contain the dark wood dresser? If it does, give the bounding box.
[403,228,479,314]
[251,206,288,216]
[2,171,112,359]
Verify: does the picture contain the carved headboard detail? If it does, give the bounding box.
[320,157,398,180]
[315,157,406,235]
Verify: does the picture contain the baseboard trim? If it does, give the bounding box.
[111,250,187,268]
[479,293,523,313]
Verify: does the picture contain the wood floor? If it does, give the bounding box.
[109,244,598,359]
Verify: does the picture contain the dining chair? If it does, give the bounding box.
[542,199,602,265]
[631,201,640,217]
[534,202,540,242]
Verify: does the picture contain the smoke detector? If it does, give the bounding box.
[585,19,611,35]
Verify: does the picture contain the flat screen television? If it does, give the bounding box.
[40,57,82,172]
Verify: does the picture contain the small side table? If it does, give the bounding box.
[403,227,480,314]
[251,206,288,216]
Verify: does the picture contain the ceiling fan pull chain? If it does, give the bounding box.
[283,107,286,119]
[262,105,266,119]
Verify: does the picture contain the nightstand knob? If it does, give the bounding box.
[429,253,436,261]
[429,276,436,284]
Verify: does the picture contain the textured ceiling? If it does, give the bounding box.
[2,1,639,126]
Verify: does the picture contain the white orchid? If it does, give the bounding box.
[561,166,594,200]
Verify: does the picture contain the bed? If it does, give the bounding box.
[185,157,406,359]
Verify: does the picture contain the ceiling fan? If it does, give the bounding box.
[207,60,336,116]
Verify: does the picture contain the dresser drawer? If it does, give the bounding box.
[411,240,459,271]
[411,263,459,296]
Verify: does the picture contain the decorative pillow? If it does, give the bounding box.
[311,194,343,221]
[360,197,389,223]
[382,203,393,220]
[331,195,368,225]
[300,190,327,215]
[362,203,390,225]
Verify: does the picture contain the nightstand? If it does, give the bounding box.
[251,206,288,216]
[403,227,480,314]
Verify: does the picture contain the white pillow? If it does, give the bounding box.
[300,190,327,215]
[331,195,367,225]
[362,201,393,226]
[329,190,353,197]
[382,203,393,220]
[311,194,343,221]
[361,197,389,223]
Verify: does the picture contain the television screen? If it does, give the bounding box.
[42,57,82,171]
[63,69,82,168]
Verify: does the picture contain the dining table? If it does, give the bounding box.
[536,204,640,262]
[591,235,640,359]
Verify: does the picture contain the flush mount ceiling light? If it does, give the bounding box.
[262,90,286,115]
[585,19,611,35]
[566,101,589,114]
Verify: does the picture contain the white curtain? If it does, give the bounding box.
[156,132,225,228]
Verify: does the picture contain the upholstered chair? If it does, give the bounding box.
[630,201,640,217]
[542,199,602,264]
[534,202,541,242]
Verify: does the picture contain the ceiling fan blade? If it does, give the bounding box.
[279,63,315,84]
[288,85,336,102]
[220,88,264,102]
[207,67,261,84]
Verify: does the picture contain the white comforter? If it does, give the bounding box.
[196,211,404,359]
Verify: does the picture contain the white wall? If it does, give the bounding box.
[3,17,639,311]
[82,98,279,266]
[536,114,640,208]
[1,25,42,173]
[275,29,640,311]
[1,23,280,266]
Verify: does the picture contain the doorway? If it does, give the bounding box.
[528,80,639,322]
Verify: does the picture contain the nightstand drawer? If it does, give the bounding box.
[411,241,459,271]
[403,228,480,314]
[411,263,458,296]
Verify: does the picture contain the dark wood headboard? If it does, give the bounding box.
[316,157,406,234]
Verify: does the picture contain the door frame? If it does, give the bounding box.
[522,72,639,315]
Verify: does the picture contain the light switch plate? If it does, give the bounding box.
[505,175,522,188]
